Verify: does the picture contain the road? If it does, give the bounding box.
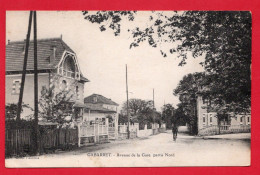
[6,131,250,167]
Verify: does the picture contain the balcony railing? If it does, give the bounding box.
[58,68,80,80]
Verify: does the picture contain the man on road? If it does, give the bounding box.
[172,124,178,141]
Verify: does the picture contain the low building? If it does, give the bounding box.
[83,94,119,140]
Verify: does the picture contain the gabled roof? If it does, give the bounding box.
[6,37,73,71]
[84,94,119,106]
[84,103,116,113]
[6,37,89,82]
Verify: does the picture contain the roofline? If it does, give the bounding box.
[7,37,62,45]
[85,93,119,106]
[84,107,117,113]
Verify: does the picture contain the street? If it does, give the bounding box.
[6,131,250,167]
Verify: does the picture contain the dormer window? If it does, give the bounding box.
[58,52,80,80]
[93,96,97,103]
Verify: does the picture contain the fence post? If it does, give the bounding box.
[105,118,109,135]
[96,122,99,143]
[93,122,96,143]
[134,123,139,138]
[115,114,119,139]
[77,123,81,147]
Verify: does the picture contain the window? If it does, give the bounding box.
[60,80,67,91]
[12,79,21,95]
[75,86,79,99]
[202,114,206,124]
[202,97,209,105]
[248,117,250,123]
[210,117,212,123]
[202,97,206,104]
[93,96,97,103]
[240,116,243,123]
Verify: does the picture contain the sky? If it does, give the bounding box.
[6,11,205,111]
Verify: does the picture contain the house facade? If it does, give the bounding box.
[197,93,251,135]
[5,37,89,121]
[83,94,119,140]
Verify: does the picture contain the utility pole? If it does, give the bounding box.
[153,88,155,109]
[17,11,33,122]
[33,11,40,154]
[126,64,130,139]
[153,88,155,123]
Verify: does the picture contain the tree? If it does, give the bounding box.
[120,98,161,129]
[82,11,251,114]
[174,72,205,134]
[38,75,78,128]
[5,103,33,121]
[161,104,175,129]
[5,103,34,129]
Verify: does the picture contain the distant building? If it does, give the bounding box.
[196,92,251,135]
[83,94,119,139]
[5,37,89,121]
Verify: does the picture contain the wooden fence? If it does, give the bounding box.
[5,128,78,157]
[5,129,32,157]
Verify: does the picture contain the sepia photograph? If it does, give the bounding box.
[5,10,251,167]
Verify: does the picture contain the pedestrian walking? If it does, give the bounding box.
[172,123,178,141]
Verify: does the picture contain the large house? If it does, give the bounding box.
[196,92,251,135]
[5,37,89,121]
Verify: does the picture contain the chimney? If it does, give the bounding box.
[22,39,26,55]
[50,46,56,64]
[8,40,10,44]
[60,34,62,40]
[53,46,56,60]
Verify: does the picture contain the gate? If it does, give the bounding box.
[78,123,95,147]
[108,124,116,140]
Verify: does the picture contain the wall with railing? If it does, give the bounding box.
[79,122,167,145]
[198,124,251,136]
[136,123,166,138]
[118,123,138,139]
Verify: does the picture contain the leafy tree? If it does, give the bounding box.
[120,98,161,129]
[82,11,251,114]
[5,103,32,121]
[118,113,128,124]
[174,72,205,134]
[5,103,34,129]
[161,104,175,129]
[38,75,78,129]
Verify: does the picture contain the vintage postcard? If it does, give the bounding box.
[5,11,251,167]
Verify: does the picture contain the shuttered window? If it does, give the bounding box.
[12,79,21,95]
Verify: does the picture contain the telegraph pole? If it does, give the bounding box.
[17,11,33,122]
[153,88,155,109]
[33,11,40,154]
[153,88,155,123]
[126,64,130,139]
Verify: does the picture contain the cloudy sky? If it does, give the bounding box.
[6,11,204,111]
